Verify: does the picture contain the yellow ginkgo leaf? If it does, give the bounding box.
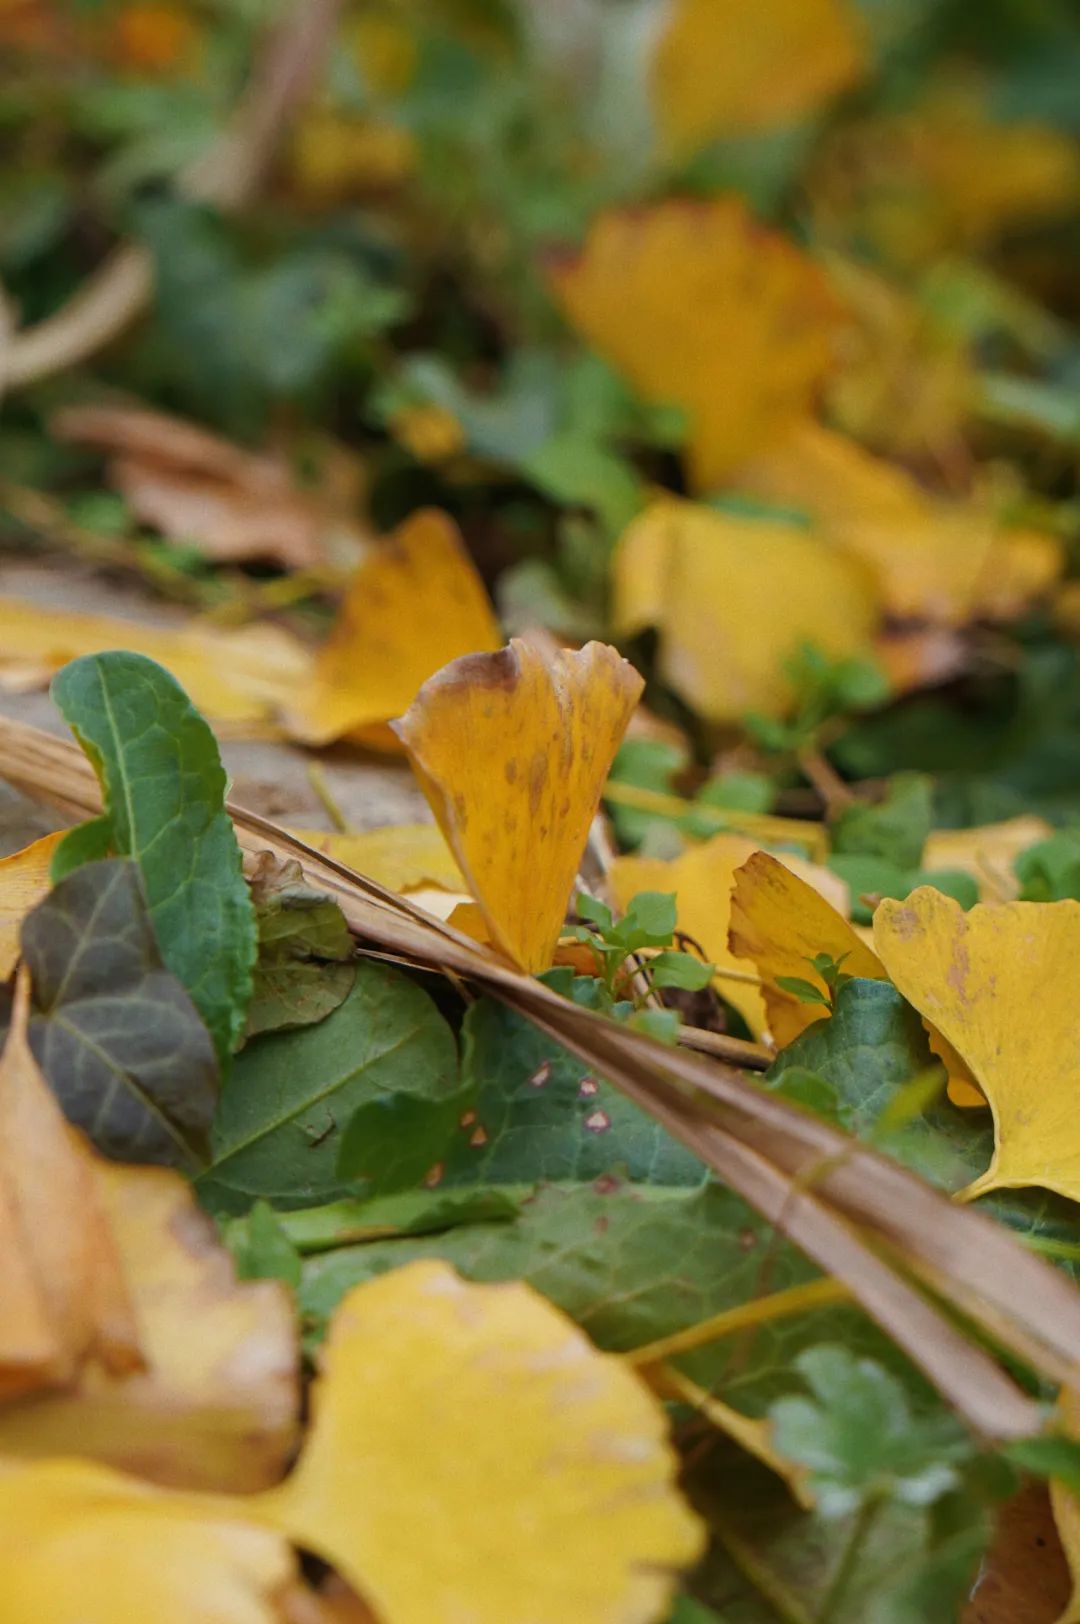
[0,975,140,1401]
[392,639,643,973]
[0,830,61,979]
[0,599,308,729]
[0,1161,299,1493]
[728,850,884,1046]
[549,199,842,490]
[735,420,1063,625]
[874,888,1080,1203]
[258,1260,704,1624]
[287,509,502,749]
[289,823,464,896]
[653,0,865,155]
[0,1458,302,1624]
[613,498,879,722]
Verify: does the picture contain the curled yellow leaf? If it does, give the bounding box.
[874,888,1080,1203]
[653,0,865,155]
[392,638,643,973]
[728,850,883,1046]
[287,509,502,749]
[550,199,841,490]
[0,831,62,979]
[258,1259,704,1624]
[614,498,879,721]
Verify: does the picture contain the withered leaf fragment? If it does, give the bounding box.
[245,852,356,1038]
[0,859,218,1166]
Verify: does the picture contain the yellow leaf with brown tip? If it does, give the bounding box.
[0,831,61,979]
[728,850,884,1046]
[0,1161,299,1493]
[257,1260,704,1624]
[549,199,841,489]
[392,639,643,973]
[874,888,1080,1203]
[0,1459,302,1624]
[287,509,502,749]
[653,0,865,154]
[613,498,879,721]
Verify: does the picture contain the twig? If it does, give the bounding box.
[1,0,343,390]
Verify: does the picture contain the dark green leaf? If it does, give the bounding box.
[649,950,715,991]
[830,775,933,870]
[0,859,217,1166]
[51,652,257,1067]
[244,853,355,1038]
[337,1083,476,1195]
[201,962,458,1212]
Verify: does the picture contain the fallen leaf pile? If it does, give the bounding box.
[8,0,1080,1616]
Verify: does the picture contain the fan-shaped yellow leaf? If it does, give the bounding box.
[0,600,307,729]
[257,1259,704,1624]
[874,888,1080,1203]
[613,498,879,721]
[653,0,865,154]
[923,816,1053,902]
[728,850,884,1046]
[0,1459,301,1624]
[392,639,643,973]
[287,509,502,749]
[549,199,841,489]
[0,831,61,979]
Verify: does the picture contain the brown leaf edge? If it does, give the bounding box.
[2,711,1078,1440]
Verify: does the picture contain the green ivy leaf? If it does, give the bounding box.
[0,858,218,1166]
[51,652,257,1068]
[775,975,831,1007]
[200,962,458,1213]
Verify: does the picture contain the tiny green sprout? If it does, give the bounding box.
[561,891,715,1041]
[776,952,853,1012]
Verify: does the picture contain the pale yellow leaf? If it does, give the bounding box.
[653,0,865,154]
[286,509,502,749]
[613,497,879,721]
[0,1458,301,1624]
[392,639,643,973]
[0,1162,299,1493]
[288,824,463,896]
[923,816,1053,902]
[257,1259,704,1624]
[874,888,1080,1202]
[549,199,842,489]
[0,831,61,979]
[0,600,308,728]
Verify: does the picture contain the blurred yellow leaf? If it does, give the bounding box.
[736,420,1063,624]
[874,888,1080,1202]
[0,599,307,729]
[811,89,1080,265]
[653,0,865,154]
[728,849,883,1045]
[348,11,417,98]
[289,824,464,896]
[550,199,841,489]
[388,402,466,464]
[613,498,879,721]
[393,639,643,973]
[0,975,140,1401]
[0,1160,299,1492]
[111,2,198,74]
[290,113,416,198]
[0,1458,304,1624]
[287,509,502,750]
[0,831,61,980]
[258,1259,704,1624]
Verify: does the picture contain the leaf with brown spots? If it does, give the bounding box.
[392,638,643,973]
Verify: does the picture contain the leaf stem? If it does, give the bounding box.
[306,762,351,833]
[815,1493,885,1623]
[625,1277,850,1367]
